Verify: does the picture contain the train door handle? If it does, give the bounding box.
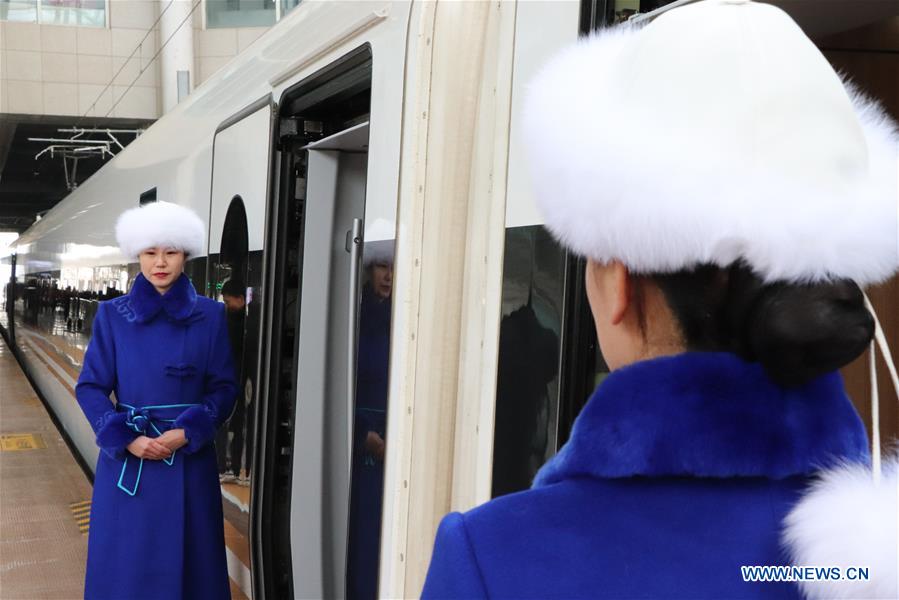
[346,218,363,477]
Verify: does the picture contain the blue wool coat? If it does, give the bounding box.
[422,352,869,599]
[76,273,238,600]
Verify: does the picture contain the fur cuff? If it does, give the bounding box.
[783,456,898,599]
[95,411,139,460]
[173,405,217,454]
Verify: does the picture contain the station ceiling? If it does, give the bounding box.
[0,114,152,233]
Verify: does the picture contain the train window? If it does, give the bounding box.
[580,0,685,31]
[492,227,565,497]
[558,254,610,445]
[492,227,609,498]
[139,188,157,206]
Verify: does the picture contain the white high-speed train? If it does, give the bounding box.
[1,1,893,598]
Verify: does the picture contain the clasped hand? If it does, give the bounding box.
[127,429,188,459]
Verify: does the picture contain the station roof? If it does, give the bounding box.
[0,114,152,233]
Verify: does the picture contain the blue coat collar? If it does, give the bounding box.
[128,273,199,324]
[534,352,869,487]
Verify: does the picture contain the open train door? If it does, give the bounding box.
[260,46,378,600]
[208,96,277,600]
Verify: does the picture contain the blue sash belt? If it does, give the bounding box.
[116,403,198,496]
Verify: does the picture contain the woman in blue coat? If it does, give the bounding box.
[423,1,898,599]
[76,201,238,600]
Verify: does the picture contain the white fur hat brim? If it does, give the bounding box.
[523,1,899,285]
[364,217,395,265]
[783,456,898,599]
[115,201,206,259]
[364,239,394,266]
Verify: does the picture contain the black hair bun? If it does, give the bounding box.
[730,268,874,387]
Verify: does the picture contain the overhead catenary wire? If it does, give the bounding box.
[103,0,203,119]
[77,0,176,123]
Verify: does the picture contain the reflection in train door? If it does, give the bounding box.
[208,97,275,600]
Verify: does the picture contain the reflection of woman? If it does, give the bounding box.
[76,201,238,600]
[424,2,898,599]
[347,254,392,600]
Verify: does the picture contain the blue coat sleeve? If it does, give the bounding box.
[75,302,137,460]
[421,512,489,599]
[174,304,238,454]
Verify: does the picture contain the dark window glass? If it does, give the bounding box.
[580,0,685,31]
[492,226,611,498]
[492,226,565,497]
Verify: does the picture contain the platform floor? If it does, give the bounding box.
[0,335,92,599]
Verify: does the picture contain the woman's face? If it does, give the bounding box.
[371,262,393,299]
[139,247,186,294]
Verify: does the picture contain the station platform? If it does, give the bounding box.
[0,333,250,599]
[0,334,91,598]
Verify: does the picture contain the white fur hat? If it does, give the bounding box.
[115,201,206,259]
[524,0,898,284]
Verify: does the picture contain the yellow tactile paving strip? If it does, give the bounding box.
[70,501,91,535]
[0,336,92,599]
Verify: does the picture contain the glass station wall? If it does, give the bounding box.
[0,0,106,27]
